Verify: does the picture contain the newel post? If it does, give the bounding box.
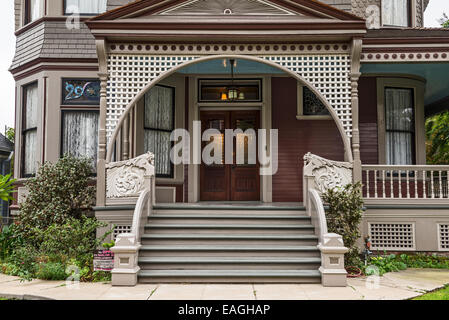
[318,233,349,287]
[111,234,141,286]
[350,38,363,183]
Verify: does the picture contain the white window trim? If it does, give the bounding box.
[376,77,426,165]
[296,83,332,120]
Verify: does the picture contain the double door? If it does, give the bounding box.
[200,110,260,201]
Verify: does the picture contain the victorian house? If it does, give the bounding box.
[9,0,449,286]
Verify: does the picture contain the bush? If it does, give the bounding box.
[364,253,449,276]
[0,156,114,282]
[0,174,15,202]
[15,155,95,239]
[322,182,364,266]
[35,262,67,281]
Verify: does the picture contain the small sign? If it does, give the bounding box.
[93,250,114,272]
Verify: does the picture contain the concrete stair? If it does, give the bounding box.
[137,204,321,283]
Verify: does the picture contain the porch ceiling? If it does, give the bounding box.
[361,63,449,107]
[177,58,285,75]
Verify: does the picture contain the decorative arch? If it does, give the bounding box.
[106,54,353,162]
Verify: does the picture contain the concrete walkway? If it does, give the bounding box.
[0,269,448,300]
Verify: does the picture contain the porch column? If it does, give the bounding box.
[350,39,363,183]
[96,39,108,206]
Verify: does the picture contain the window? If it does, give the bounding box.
[144,85,175,178]
[62,79,100,105]
[297,85,331,119]
[22,83,38,177]
[382,0,410,27]
[64,0,107,15]
[61,111,99,169]
[24,0,41,24]
[385,87,415,165]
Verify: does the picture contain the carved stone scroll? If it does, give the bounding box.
[106,152,155,199]
[303,153,353,195]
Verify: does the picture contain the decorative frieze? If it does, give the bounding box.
[361,51,449,63]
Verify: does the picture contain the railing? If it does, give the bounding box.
[362,165,449,201]
[107,104,137,163]
[307,188,328,244]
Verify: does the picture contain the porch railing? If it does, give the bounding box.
[362,165,449,201]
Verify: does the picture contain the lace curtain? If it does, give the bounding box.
[23,83,38,176]
[65,0,107,14]
[382,0,409,27]
[29,0,41,22]
[144,85,175,177]
[385,88,414,165]
[62,111,99,169]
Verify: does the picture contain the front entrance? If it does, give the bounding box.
[200,110,260,201]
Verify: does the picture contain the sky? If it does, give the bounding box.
[0,0,447,136]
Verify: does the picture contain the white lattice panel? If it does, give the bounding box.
[439,224,449,251]
[107,55,198,138]
[369,223,415,250]
[106,52,352,140]
[113,224,132,240]
[261,55,352,135]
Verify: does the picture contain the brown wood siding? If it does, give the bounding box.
[271,77,345,202]
[359,77,378,164]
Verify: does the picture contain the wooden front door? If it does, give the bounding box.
[200,110,260,201]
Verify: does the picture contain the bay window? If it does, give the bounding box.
[385,87,415,165]
[64,0,107,15]
[22,83,38,177]
[25,0,41,24]
[382,0,410,27]
[61,111,99,169]
[144,85,175,178]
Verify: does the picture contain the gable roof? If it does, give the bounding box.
[90,0,364,21]
[0,133,13,153]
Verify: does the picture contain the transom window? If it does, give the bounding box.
[64,0,107,15]
[144,85,175,178]
[382,0,410,27]
[385,87,415,165]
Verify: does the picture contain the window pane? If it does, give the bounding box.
[25,83,38,129]
[65,0,107,14]
[62,111,99,169]
[385,87,415,165]
[24,130,37,176]
[29,0,41,22]
[382,0,409,27]
[144,86,174,131]
[386,132,414,165]
[144,130,172,177]
[303,87,329,116]
[385,88,414,132]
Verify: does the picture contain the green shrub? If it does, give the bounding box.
[0,224,18,261]
[5,245,39,281]
[322,182,364,266]
[35,216,108,262]
[35,262,67,280]
[0,174,16,202]
[15,155,95,239]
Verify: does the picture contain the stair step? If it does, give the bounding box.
[145,224,314,229]
[138,269,321,283]
[154,204,306,211]
[138,257,321,264]
[140,245,319,252]
[149,214,310,219]
[141,234,318,240]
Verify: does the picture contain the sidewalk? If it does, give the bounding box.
[0,269,448,300]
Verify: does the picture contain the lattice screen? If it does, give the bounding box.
[113,224,132,240]
[439,224,449,250]
[369,223,415,250]
[106,51,352,140]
